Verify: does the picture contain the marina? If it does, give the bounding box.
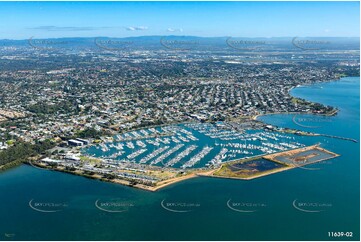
[27,116,341,193]
[83,122,307,170]
[30,116,344,192]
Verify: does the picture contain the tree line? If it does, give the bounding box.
[0,139,55,167]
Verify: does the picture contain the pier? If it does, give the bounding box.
[316,133,358,143]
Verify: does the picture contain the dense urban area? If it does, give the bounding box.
[0,36,359,189]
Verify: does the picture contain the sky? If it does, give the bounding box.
[0,1,359,39]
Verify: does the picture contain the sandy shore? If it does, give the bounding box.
[138,173,199,191]
[252,111,304,121]
[200,166,293,180]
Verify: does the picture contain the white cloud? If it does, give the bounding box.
[167,28,183,33]
[126,26,148,31]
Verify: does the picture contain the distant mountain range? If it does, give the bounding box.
[0,36,359,51]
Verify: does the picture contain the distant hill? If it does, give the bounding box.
[0,36,359,51]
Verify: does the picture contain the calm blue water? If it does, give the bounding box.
[0,77,359,241]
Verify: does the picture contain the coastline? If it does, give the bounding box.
[252,77,345,121]
[27,144,340,191]
[203,144,340,180]
[199,166,293,181]
[26,161,209,192]
[252,109,338,121]
[0,160,23,171]
[3,76,353,191]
